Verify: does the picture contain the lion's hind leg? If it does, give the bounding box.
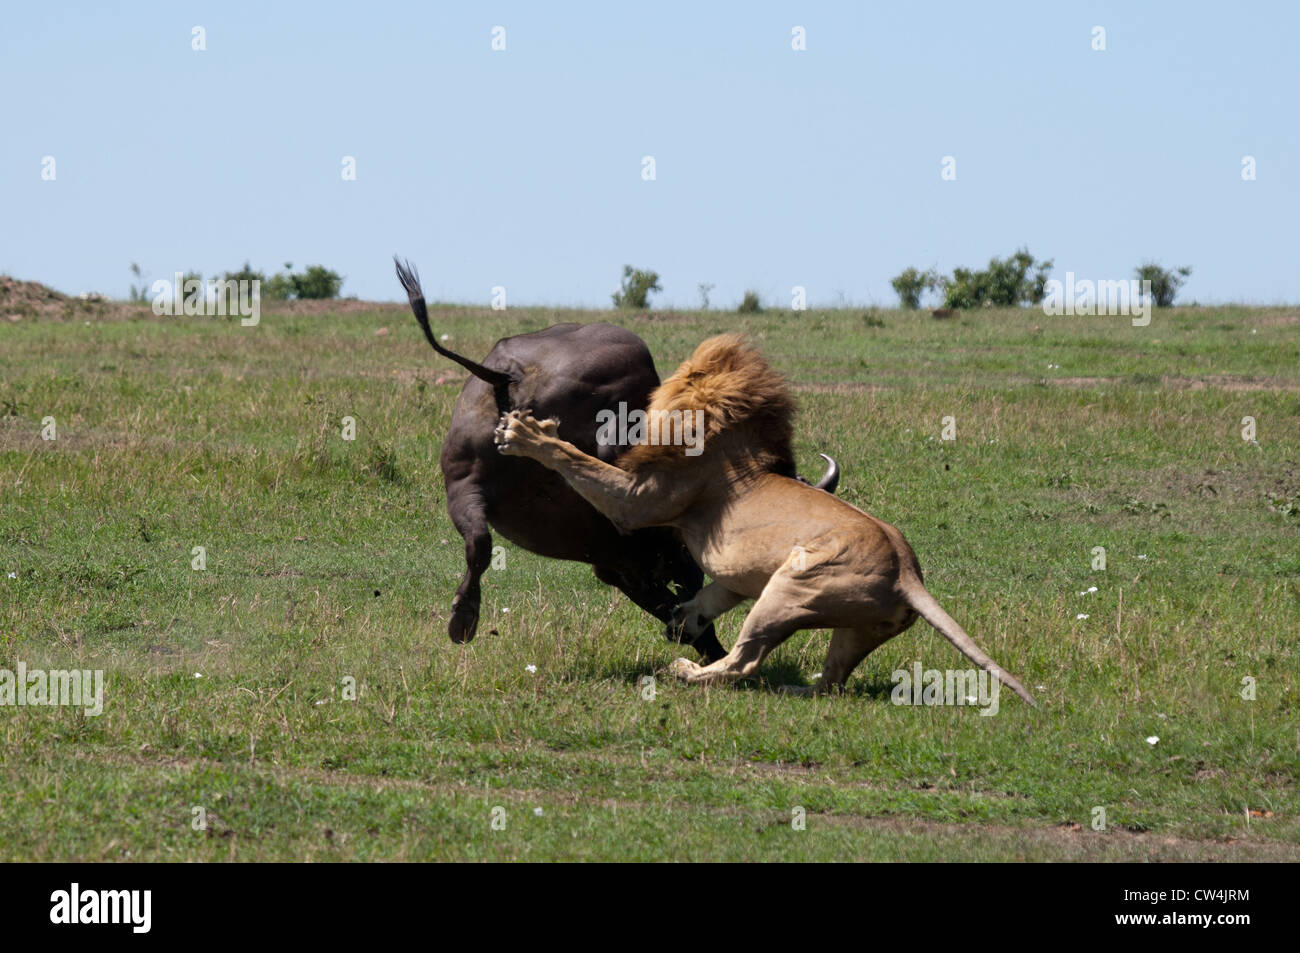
[669,567,818,687]
[814,627,895,694]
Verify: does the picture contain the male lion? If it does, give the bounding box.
[494,334,1036,705]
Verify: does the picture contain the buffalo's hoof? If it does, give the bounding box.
[691,633,727,665]
[664,605,691,643]
[448,607,479,644]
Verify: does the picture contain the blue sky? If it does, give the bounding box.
[3,1,1296,307]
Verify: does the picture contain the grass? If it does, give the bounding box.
[1,300,1297,861]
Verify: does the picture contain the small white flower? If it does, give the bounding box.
[6,572,15,579]
[1157,713,1166,719]
[525,664,537,674]
[315,699,329,706]
[193,672,203,679]
[1087,586,1098,593]
[533,807,544,816]
[440,333,451,341]
[1145,736,1159,746]
[501,607,510,614]
[1076,613,1089,620]
[965,695,978,704]
[1137,554,1147,560]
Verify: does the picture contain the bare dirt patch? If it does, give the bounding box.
[0,275,145,322]
[794,381,886,395]
[259,299,409,317]
[1,275,66,320]
[1051,377,1111,387]
[1244,309,1300,327]
[1155,461,1300,505]
[1046,374,1300,392]
[627,311,706,325]
[1161,374,1300,392]
[71,748,1300,862]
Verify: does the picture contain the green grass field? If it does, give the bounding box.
[1,299,1297,861]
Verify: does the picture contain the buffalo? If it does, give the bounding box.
[394,257,837,662]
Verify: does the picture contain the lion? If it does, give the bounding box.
[493,333,1036,705]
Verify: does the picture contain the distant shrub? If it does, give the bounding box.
[697,282,715,310]
[232,262,342,301]
[263,269,295,301]
[890,267,943,310]
[942,248,1053,309]
[611,265,661,309]
[737,290,762,313]
[292,265,344,300]
[222,261,265,285]
[861,309,886,328]
[1135,262,1191,308]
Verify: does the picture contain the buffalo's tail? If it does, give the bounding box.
[394,256,515,411]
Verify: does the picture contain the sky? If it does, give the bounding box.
[2,1,1297,308]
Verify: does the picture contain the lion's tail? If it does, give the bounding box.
[900,578,1038,707]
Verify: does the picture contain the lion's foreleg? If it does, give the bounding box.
[668,582,746,643]
[495,411,686,531]
[670,568,816,687]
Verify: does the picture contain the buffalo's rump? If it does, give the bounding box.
[440,322,664,561]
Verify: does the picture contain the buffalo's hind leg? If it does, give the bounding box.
[665,581,744,662]
[594,563,727,663]
[446,485,493,643]
[671,616,726,664]
[667,582,745,643]
[661,550,728,663]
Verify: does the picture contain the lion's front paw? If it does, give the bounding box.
[493,410,558,456]
[492,410,523,455]
[668,657,699,681]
